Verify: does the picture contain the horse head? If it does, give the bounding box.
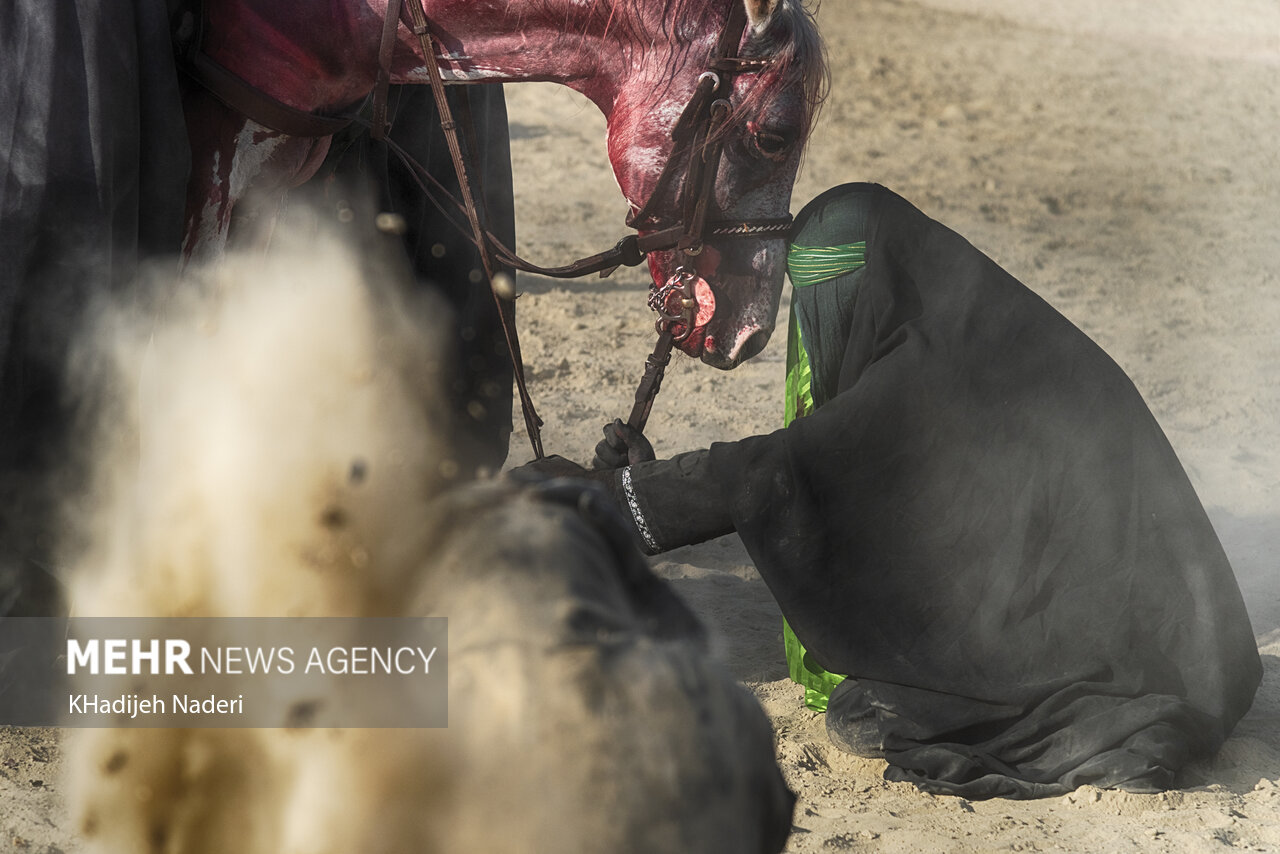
[183,0,825,368]
[590,1,826,368]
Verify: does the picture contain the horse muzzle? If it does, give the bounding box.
[649,239,784,369]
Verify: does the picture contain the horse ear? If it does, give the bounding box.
[743,0,780,31]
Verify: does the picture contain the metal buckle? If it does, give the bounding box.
[648,266,700,341]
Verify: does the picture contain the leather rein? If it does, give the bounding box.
[176,0,790,456]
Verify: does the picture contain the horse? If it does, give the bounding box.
[178,0,826,371]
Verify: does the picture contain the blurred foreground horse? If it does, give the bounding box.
[67,225,795,854]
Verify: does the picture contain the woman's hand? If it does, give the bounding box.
[592,419,656,469]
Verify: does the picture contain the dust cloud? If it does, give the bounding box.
[63,217,461,620]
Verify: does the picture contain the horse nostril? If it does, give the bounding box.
[701,324,771,369]
[728,326,771,364]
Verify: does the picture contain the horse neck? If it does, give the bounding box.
[399,0,732,116]
[205,0,733,120]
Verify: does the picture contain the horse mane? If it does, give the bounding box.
[740,0,829,142]
[564,0,828,140]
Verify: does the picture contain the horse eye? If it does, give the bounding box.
[751,129,791,159]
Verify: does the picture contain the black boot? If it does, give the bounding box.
[826,679,884,758]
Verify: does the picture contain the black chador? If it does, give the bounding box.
[580,183,1261,799]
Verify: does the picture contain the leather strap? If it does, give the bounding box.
[398,0,546,459]
[623,2,759,255]
[373,141,792,282]
[181,48,355,138]
[493,217,793,279]
[627,332,675,431]
[371,0,405,139]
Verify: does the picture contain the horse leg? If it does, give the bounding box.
[302,85,517,473]
[181,88,333,267]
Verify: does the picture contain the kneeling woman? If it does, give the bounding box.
[532,183,1262,800]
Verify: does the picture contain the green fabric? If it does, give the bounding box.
[784,301,814,425]
[784,620,846,711]
[782,252,864,711]
[786,242,867,289]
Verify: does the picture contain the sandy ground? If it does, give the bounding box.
[2,0,1278,851]
[504,0,1280,850]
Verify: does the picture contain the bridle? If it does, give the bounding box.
[176,0,791,457]
[622,5,792,257]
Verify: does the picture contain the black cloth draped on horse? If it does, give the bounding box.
[0,0,190,613]
[296,84,517,474]
[608,183,1262,798]
[0,1,517,614]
